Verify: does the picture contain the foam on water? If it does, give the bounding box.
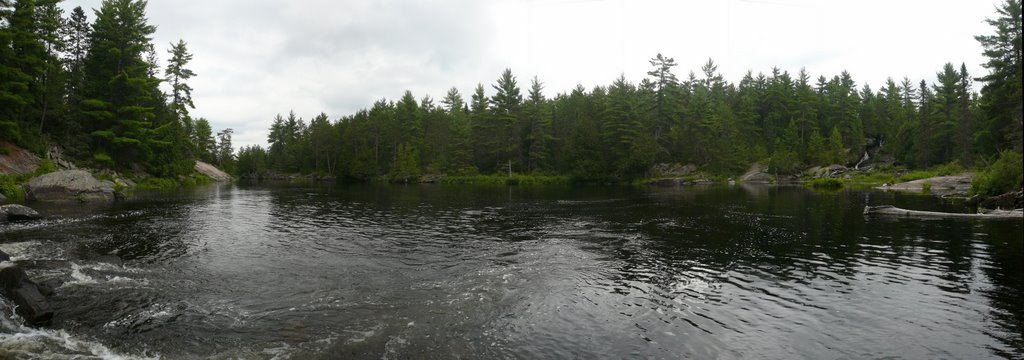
[0,298,156,360]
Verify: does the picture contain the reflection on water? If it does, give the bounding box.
[0,184,1021,359]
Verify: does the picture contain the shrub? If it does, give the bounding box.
[0,175,25,203]
[971,150,1023,196]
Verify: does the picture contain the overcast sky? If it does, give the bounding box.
[60,0,1000,150]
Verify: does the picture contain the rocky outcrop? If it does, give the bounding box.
[0,143,41,175]
[22,170,115,202]
[651,163,698,178]
[740,163,772,183]
[1,204,41,221]
[877,174,974,197]
[195,161,231,182]
[805,165,849,179]
[0,263,54,325]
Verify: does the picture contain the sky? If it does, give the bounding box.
[60,0,1001,150]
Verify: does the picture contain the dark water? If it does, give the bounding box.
[0,184,1021,359]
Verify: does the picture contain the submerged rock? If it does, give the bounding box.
[1,204,41,221]
[0,264,54,325]
[195,161,232,182]
[22,170,115,202]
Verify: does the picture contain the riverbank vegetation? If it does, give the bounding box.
[235,0,1021,196]
[1,0,233,186]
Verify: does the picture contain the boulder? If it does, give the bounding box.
[22,170,115,202]
[1,204,41,221]
[195,161,231,182]
[0,265,53,325]
[740,163,772,183]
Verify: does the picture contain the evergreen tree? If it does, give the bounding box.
[975,0,1022,152]
[165,39,196,140]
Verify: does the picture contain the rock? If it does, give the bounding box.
[1,204,41,221]
[651,163,698,178]
[22,170,116,202]
[0,265,54,325]
[740,163,772,183]
[195,161,231,182]
[0,249,9,262]
[817,164,848,178]
[979,190,1024,210]
[0,143,42,175]
[0,193,6,204]
[46,146,77,170]
[877,174,974,197]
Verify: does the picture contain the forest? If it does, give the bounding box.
[2,0,1022,193]
[1,0,230,178]
[238,1,1021,187]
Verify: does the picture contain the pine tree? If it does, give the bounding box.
[165,39,196,141]
[975,0,1022,152]
[81,0,162,166]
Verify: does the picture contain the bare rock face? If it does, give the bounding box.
[0,143,41,175]
[740,163,772,183]
[651,163,698,178]
[877,174,974,197]
[22,170,115,202]
[195,161,231,182]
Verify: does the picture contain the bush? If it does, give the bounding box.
[971,151,1023,196]
[0,175,25,203]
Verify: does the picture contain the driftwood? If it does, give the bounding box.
[864,205,1023,220]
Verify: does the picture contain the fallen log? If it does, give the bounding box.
[864,205,1024,220]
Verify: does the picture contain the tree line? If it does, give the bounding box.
[1,0,233,177]
[239,1,1020,182]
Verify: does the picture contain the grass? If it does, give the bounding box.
[134,172,213,191]
[897,162,963,182]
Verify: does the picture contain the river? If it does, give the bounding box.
[1,184,1021,359]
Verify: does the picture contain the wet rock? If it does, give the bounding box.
[195,161,232,182]
[0,249,9,262]
[740,163,772,183]
[22,170,115,202]
[0,265,54,325]
[1,204,41,221]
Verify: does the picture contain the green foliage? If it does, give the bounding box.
[897,162,963,182]
[805,178,844,189]
[971,150,1023,196]
[0,175,25,203]
[93,152,113,166]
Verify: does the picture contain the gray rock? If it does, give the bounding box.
[740,163,772,183]
[0,193,6,204]
[877,174,975,197]
[22,170,115,202]
[195,161,232,182]
[1,204,41,221]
